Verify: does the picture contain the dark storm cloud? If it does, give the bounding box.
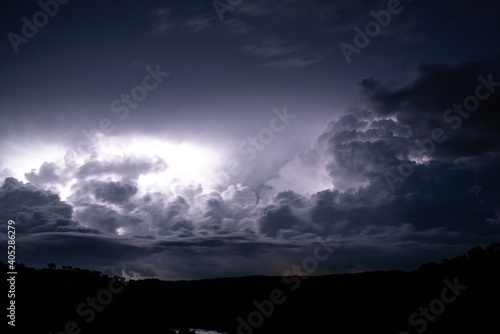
[201,197,226,230]
[25,162,63,186]
[92,181,138,204]
[194,187,258,236]
[0,178,97,234]
[11,228,488,280]
[73,156,167,180]
[155,196,194,235]
[74,204,145,235]
[259,204,312,238]
[1,0,500,281]
[69,180,138,205]
[310,170,497,235]
[360,56,500,116]
[25,154,167,195]
[0,177,71,222]
[2,51,499,279]
[134,191,198,237]
[12,232,310,279]
[269,55,500,238]
[273,190,307,208]
[358,55,500,160]
[10,53,500,244]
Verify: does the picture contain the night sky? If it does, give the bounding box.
[1,0,499,280]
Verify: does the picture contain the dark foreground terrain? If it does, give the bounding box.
[4,243,500,334]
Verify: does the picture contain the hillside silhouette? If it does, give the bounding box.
[3,243,499,333]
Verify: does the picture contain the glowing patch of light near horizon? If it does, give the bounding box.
[266,157,333,195]
[90,136,225,194]
[408,150,432,164]
[374,115,398,122]
[0,136,230,208]
[0,141,66,183]
[57,181,75,202]
[414,156,431,164]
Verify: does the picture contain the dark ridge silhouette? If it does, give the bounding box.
[3,243,499,333]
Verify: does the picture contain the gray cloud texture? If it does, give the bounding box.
[1,55,499,280]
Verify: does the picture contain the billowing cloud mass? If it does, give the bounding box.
[1,0,500,281]
[270,56,500,236]
[0,177,97,235]
[1,55,499,280]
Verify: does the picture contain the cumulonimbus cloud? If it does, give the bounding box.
[2,56,499,280]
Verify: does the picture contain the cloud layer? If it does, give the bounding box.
[1,55,499,279]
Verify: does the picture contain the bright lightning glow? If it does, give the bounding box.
[76,136,225,195]
[0,140,66,183]
[1,135,226,203]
